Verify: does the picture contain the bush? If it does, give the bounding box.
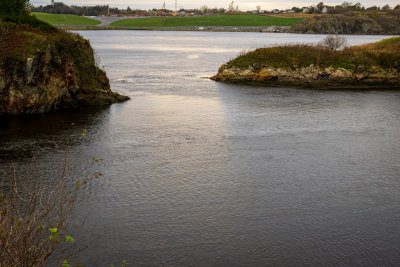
[226,37,400,71]
[0,0,29,17]
[0,152,99,266]
[0,20,11,40]
[320,35,348,50]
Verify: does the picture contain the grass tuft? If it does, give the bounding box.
[227,37,400,72]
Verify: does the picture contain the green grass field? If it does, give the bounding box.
[32,12,101,26]
[110,15,303,27]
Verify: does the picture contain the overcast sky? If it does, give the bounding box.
[30,0,400,11]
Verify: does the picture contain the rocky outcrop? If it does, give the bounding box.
[289,10,400,35]
[212,37,400,89]
[0,23,129,114]
[211,64,400,89]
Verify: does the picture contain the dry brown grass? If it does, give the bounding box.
[228,37,400,71]
[264,13,322,18]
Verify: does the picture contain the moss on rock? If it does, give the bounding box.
[212,38,400,89]
[0,20,129,114]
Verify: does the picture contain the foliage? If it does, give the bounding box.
[110,15,303,27]
[0,0,29,17]
[32,12,101,26]
[320,35,348,50]
[0,0,55,31]
[289,10,400,34]
[0,20,11,41]
[4,14,55,31]
[0,157,80,266]
[0,124,107,265]
[227,37,400,72]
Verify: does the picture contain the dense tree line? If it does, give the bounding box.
[293,2,400,15]
[0,0,29,17]
[33,4,122,16]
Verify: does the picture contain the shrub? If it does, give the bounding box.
[320,35,348,50]
[0,153,96,266]
[0,0,29,17]
[226,37,400,71]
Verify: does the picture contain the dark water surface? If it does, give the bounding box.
[1,31,400,266]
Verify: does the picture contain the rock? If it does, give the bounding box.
[0,25,129,115]
[211,64,400,89]
[289,11,400,35]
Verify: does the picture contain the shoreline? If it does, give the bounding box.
[58,25,291,32]
[58,25,400,35]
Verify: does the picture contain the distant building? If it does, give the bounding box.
[322,7,328,13]
[51,0,64,7]
[272,9,280,14]
[287,9,295,13]
[303,7,309,13]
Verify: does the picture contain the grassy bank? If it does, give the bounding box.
[227,37,400,71]
[212,37,400,88]
[32,12,100,25]
[110,15,303,27]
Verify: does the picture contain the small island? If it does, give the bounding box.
[0,3,129,115]
[211,37,400,89]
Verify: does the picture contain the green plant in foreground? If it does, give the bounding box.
[0,128,107,266]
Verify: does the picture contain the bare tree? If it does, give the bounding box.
[320,35,348,50]
[256,5,261,13]
[200,5,208,13]
[0,154,98,266]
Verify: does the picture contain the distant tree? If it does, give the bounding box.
[395,5,400,10]
[327,7,336,14]
[256,5,261,13]
[320,35,348,50]
[200,5,208,13]
[334,5,344,13]
[353,2,363,10]
[292,6,302,12]
[317,2,325,10]
[367,5,379,11]
[0,0,30,17]
[341,2,352,9]
[382,4,391,10]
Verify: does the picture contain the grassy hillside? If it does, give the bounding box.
[32,12,100,26]
[226,37,400,71]
[110,15,303,27]
[289,10,400,34]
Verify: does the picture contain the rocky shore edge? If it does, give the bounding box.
[211,64,400,89]
[0,22,130,115]
[211,37,400,89]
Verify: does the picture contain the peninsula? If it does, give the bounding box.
[211,37,400,89]
[0,3,129,115]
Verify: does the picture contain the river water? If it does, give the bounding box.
[1,31,400,266]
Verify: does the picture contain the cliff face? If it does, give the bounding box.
[0,22,129,114]
[211,64,400,88]
[289,10,400,35]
